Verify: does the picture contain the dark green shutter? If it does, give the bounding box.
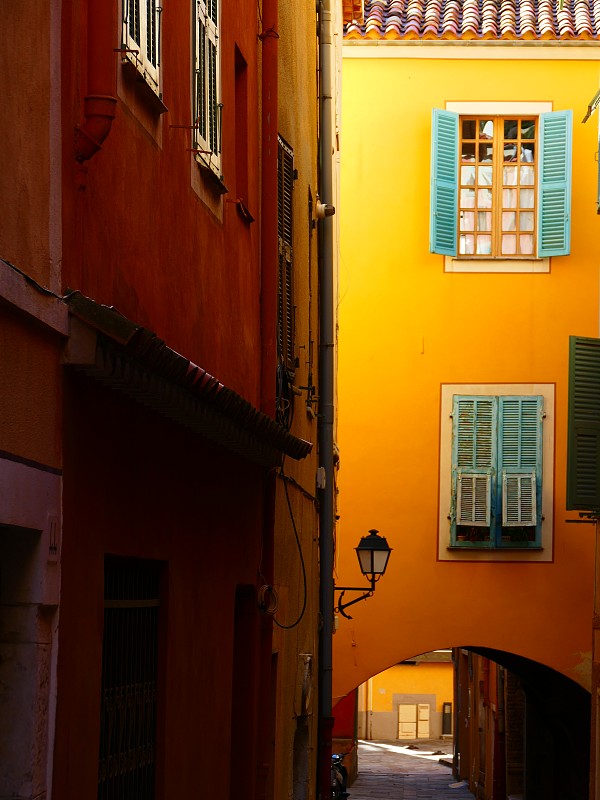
[277,137,295,375]
[567,336,600,510]
[538,110,572,257]
[430,109,458,256]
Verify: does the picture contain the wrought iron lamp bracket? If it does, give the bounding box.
[334,576,378,620]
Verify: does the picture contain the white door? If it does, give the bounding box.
[417,703,430,738]
[398,704,417,739]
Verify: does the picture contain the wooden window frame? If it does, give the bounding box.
[458,116,538,259]
[193,0,222,180]
[121,0,162,97]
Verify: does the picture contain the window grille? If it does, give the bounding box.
[98,557,161,800]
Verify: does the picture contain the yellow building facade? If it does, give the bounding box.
[333,7,600,798]
[357,654,454,740]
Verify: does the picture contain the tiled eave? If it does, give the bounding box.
[344,0,600,41]
[63,291,313,468]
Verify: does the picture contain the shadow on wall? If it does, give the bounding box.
[470,647,590,800]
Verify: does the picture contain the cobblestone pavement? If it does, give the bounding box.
[347,740,475,800]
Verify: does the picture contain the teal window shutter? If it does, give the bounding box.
[499,396,543,534]
[452,397,496,535]
[430,109,458,256]
[538,110,572,257]
[567,336,600,510]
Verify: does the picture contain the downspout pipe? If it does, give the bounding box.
[260,0,279,420]
[74,0,117,163]
[317,0,336,798]
[256,3,278,800]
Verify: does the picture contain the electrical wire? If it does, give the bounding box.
[1,256,78,302]
[273,455,308,629]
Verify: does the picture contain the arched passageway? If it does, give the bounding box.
[333,647,590,800]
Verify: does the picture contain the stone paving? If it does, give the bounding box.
[347,739,475,800]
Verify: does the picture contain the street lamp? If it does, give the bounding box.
[334,529,392,619]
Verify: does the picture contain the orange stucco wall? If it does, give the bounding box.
[333,45,600,705]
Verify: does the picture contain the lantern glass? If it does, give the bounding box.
[355,529,392,577]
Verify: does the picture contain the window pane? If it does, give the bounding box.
[461,188,476,207]
[503,166,518,186]
[521,144,535,162]
[477,212,492,232]
[476,235,492,254]
[477,188,492,208]
[130,0,141,45]
[502,234,517,254]
[520,188,534,208]
[460,234,475,255]
[504,119,518,139]
[460,212,475,231]
[462,119,476,139]
[520,211,534,231]
[478,165,492,185]
[521,166,535,185]
[504,144,518,162]
[461,165,476,185]
[479,143,494,162]
[480,119,493,138]
[520,234,534,254]
[462,143,476,161]
[521,120,535,139]
[502,211,517,231]
[503,188,517,208]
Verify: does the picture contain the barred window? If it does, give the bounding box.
[98,557,161,800]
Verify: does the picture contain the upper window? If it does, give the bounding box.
[122,0,161,96]
[451,394,543,549]
[459,117,536,257]
[193,0,222,180]
[430,109,572,261]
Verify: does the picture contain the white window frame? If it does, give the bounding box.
[193,0,222,180]
[444,102,552,274]
[438,383,555,562]
[122,0,162,96]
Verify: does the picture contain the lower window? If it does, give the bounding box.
[98,557,161,800]
[451,394,543,548]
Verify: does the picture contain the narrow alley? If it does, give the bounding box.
[348,740,476,800]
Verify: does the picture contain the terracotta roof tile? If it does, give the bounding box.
[65,292,313,466]
[344,0,600,39]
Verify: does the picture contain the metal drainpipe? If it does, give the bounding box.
[256,2,278,799]
[260,0,279,420]
[74,0,117,163]
[317,0,336,798]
